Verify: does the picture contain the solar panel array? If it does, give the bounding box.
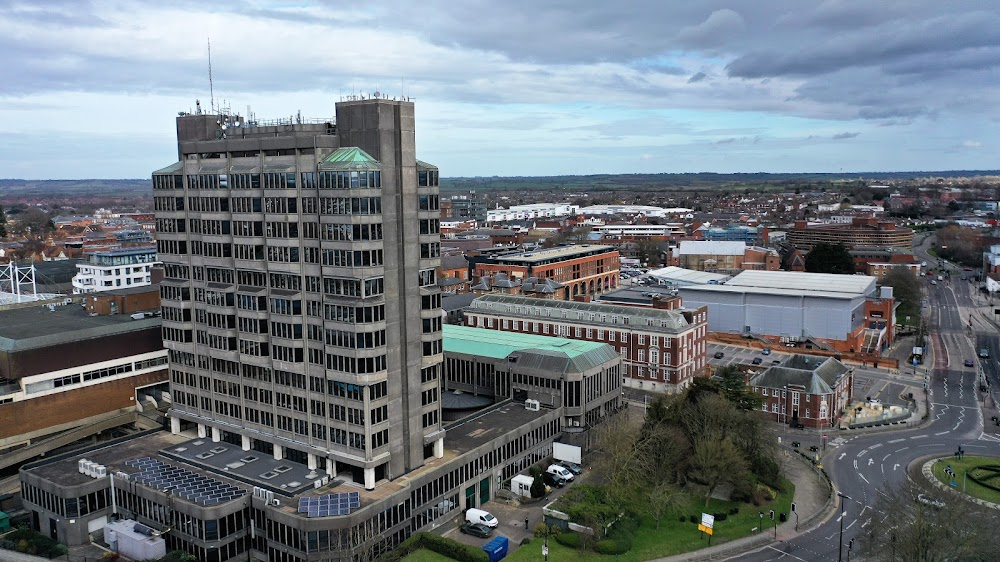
[125,457,246,506]
[297,492,360,517]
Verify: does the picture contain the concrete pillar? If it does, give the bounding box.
[326,461,336,477]
[433,437,444,459]
[307,453,318,470]
[241,435,251,451]
[170,417,181,435]
[364,467,376,490]
[197,424,206,438]
[273,444,283,461]
[210,427,221,443]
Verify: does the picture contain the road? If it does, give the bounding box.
[738,250,999,561]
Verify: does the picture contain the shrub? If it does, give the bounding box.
[554,531,582,548]
[421,534,490,562]
[530,475,547,498]
[678,516,686,523]
[520,537,532,546]
[533,523,550,537]
[729,506,740,515]
[689,515,698,524]
[595,539,631,555]
[712,512,727,522]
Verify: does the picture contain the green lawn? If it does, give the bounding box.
[930,456,1000,504]
[507,479,794,562]
[402,548,460,562]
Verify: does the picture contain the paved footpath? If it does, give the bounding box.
[655,452,833,561]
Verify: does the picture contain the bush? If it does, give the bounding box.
[678,516,686,523]
[595,539,631,555]
[421,534,490,562]
[729,506,740,515]
[554,531,582,548]
[520,537,532,546]
[533,523,550,537]
[689,515,698,524]
[712,512,727,522]
[530,475,547,498]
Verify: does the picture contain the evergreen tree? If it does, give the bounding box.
[804,242,855,274]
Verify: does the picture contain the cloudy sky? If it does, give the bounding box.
[1,0,997,179]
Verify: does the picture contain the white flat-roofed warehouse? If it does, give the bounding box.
[678,270,893,354]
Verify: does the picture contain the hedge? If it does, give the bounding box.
[595,539,631,555]
[382,532,489,562]
[554,531,582,548]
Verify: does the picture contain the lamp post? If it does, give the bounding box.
[542,527,549,562]
[758,512,764,534]
[837,492,851,562]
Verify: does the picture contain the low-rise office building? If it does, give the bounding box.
[471,245,620,301]
[72,246,158,294]
[463,294,707,392]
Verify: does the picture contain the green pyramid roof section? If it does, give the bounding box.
[320,147,381,171]
[416,159,438,170]
[152,161,183,175]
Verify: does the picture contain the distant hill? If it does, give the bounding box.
[0,179,150,196]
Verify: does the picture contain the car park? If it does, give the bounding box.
[964,359,975,367]
[460,522,494,538]
[752,357,763,365]
[714,351,725,359]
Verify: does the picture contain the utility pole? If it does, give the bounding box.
[837,492,851,562]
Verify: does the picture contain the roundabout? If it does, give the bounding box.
[924,455,1000,508]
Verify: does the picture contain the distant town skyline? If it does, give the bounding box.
[1,1,997,179]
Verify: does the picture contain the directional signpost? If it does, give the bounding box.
[698,512,715,545]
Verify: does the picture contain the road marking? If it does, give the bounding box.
[862,518,871,528]
[846,519,857,530]
[888,438,904,443]
[882,453,891,462]
[896,447,909,452]
[839,453,846,460]
[894,463,900,471]
[911,435,928,439]
[853,459,858,469]
[764,545,809,562]
[935,431,950,436]
[868,458,874,466]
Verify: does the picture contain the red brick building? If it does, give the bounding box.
[472,244,620,301]
[787,217,913,251]
[464,294,708,392]
[749,355,854,429]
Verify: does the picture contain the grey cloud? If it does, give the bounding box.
[676,9,746,48]
[832,132,859,140]
[688,71,707,83]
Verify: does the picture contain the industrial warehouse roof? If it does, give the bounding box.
[647,266,732,285]
[0,302,161,352]
[724,270,876,295]
[677,241,746,255]
[749,354,851,395]
[468,294,694,331]
[679,284,865,300]
[443,325,619,374]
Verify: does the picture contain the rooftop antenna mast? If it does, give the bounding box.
[208,38,216,114]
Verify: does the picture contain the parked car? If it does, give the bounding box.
[546,464,575,481]
[761,348,771,355]
[460,522,494,538]
[557,461,583,475]
[771,360,781,365]
[791,441,801,448]
[809,445,820,452]
[714,351,725,359]
[465,508,499,528]
[543,472,566,488]
[980,349,990,359]
[964,359,975,367]
[752,357,763,365]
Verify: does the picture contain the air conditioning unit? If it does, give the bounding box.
[524,399,540,411]
[271,499,281,506]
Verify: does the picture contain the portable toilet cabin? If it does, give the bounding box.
[511,475,535,498]
[0,511,10,532]
[482,535,509,562]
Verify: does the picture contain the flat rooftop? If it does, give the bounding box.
[444,324,609,360]
[725,270,876,295]
[24,404,554,518]
[484,244,616,264]
[0,301,161,352]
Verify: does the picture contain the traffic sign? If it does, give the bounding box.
[701,513,715,529]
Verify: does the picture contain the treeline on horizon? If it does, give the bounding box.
[0,170,998,196]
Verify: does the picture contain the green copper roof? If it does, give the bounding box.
[319,147,381,171]
[416,159,438,170]
[152,161,183,175]
[443,324,619,374]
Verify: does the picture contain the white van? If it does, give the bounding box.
[465,508,498,528]
[546,464,574,482]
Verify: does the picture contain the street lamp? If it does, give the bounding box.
[837,492,851,562]
[758,512,764,534]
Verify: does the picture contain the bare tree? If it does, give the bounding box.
[690,437,747,508]
[859,479,997,561]
[647,482,686,529]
